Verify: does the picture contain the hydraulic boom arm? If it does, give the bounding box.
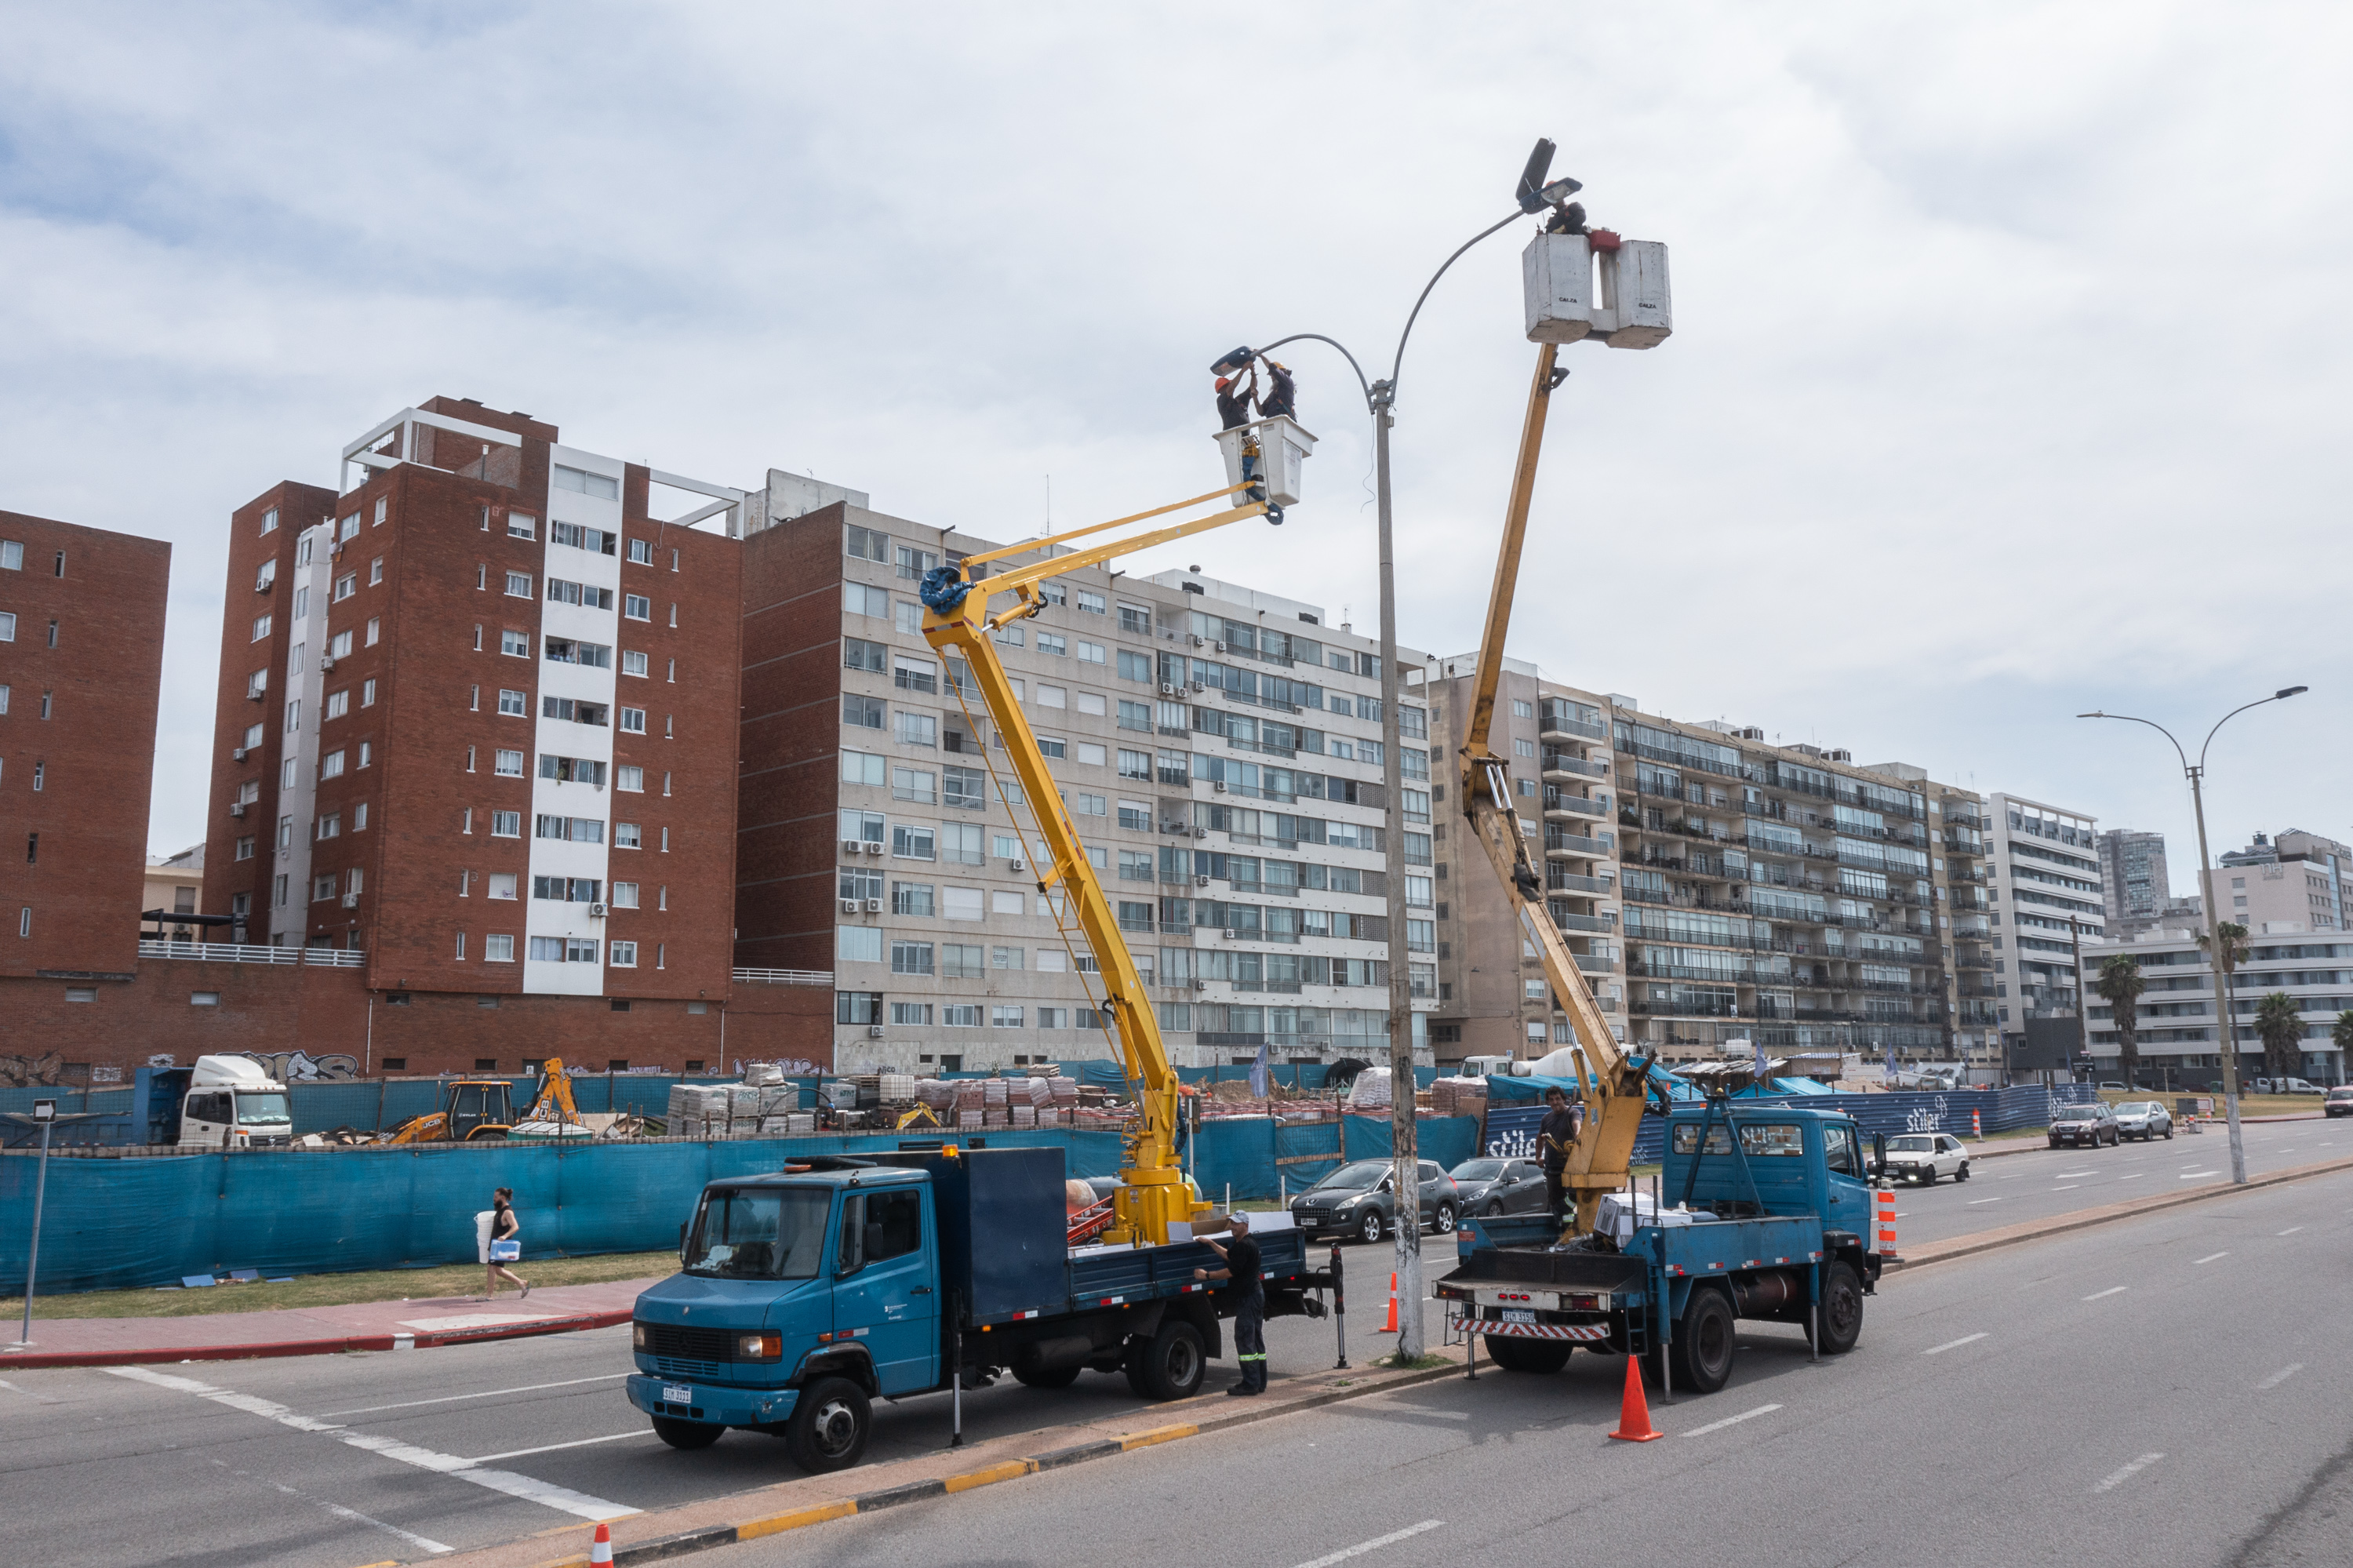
[919,482,1271,1246]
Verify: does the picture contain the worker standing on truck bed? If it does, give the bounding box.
[1195,1213,1265,1395]
[1539,1086,1579,1224]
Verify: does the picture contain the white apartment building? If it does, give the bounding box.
[1983,794,2105,1047]
[2082,925,2352,1088]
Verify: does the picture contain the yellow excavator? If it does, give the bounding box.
[387,1057,584,1144]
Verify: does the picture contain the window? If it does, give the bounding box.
[615,822,642,848]
[892,765,936,803]
[0,613,12,642]
[320,749,346,780]
[1077,639,1107,664]
[507,511,538,540]
[617,764,644,791]
[892,879,936,916]
[316,813,341,839]
[1118,700,1151,732]
[838,926,884,963]
[942,885,985,920]
[329,630,353,659]
[942,943,986,979]
[553,464,620,500]
[840,866,882,900]
[941,1004,981,1028]
[534,875,603,903]
[893,824,936,860]
[846,693,886,729]
[540,755,607,785]
[1118,649,1152,682]
[486,934,515,962]
[489,873,517,900]
[235,836,255,861]
[944,766,986,810]
[1118,799,1152,831]
[940,821,984,865]
[502,628,530,657]
[895,600,922,635]
[892,1002,933,1026]
[892,940,935,975]
[542,696,609,726]
[1118,748,1152,780]
[992,945,1024,970]
[251,613,272,642]
[894,653,938,694]
[365,617,380,646]
[621,649,649,678]
[992,890,1024,915]
[624,594,651,620]
[896,711,937,748]
[895,545,938,580]
[842,749,886,786]
[491,810,521,837]
[1038,633,1067,657]
[627,537,654,565]
[529,935,605,963]
[498,688,527,716]
[843,635,887,674]
[609,941,638,967]
[333,573,356,602]
[544,638,612,668]
[1035,683,1066,708]
[495,748,524,777]
[369,556,384,585]
[1076,589,1107,615]
[992,1006,1027,1028]
[545,578,613,609]
[846,524,889,562]
[844,582,889,617]
[325,689,349,721]
[620,707,646,734]
[1076,792,1107,816]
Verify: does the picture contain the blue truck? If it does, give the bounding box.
[1436,1101,1882,1393]
[627,1147,1328,1472]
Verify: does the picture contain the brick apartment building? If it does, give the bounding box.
[736,501,1435,1074]
[0,511,171,1000]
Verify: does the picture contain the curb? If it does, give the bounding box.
[1886,1152,2353,1275]
[503,1359,1464,1568]
[0,1308,632,1370]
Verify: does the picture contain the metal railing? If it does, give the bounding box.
[136,940,364,968]
[732,968,836,985]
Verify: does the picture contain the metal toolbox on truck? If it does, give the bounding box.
[878,1147,1067,1324]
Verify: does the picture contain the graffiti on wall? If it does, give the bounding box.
[0,1052,67,1086]
[232,1050,362,1082]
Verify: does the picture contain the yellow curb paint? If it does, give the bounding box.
[1121,1423,1198,1450]
[737,1499,859,1540]
[944,1459,1037,1493]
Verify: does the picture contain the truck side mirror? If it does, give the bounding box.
[1871,1133,1886,1176]
[678,1220,689,1264]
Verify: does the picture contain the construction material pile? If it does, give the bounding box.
[1427,1075,1489,1119]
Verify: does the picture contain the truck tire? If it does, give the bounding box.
[649,1416,722,1450]
[1669,1289,1737,1395]
[1817,1261,1864,1354]
[1482,1334,1570,1373]
[783,1377,871,1474]
[1013,1364,1082,1389]
[1122,1340,1151,1398]
[1137,1321,1206,1400]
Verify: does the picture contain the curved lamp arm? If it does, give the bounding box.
[1252,333,1376,414]
[2200,687,2308,772]
[2077,710,2190,776]
[1388,209,1528,394]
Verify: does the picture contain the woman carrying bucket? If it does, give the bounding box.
[485,1186,532,1301]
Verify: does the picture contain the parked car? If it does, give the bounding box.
[2049,1101,2119,1148]
[2282,1079,2325,1095]
[2326,1087,2353,1119]
[1447,1157,1547,1217]
[2110,1101,2174,1141]
[1289,1159,1459,1243]
[1876,1132,1970,1185]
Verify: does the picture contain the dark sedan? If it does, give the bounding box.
[1289,1159,1460,1243]
[1448,1157,1547,1217]
[2049,1101,2119,1148]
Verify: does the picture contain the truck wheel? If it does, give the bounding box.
[1137,1321,1206,1400]
[783,1377,871,1474]
[1358,1210,1384,1245]
[1482,1334,1570,1373]
[1122,1342,1151,1398]
[1817,1261,1864,1355]
[1013,1364,1082,1389]
[650,1416,722,1450]
[1669,1289,1737,1395]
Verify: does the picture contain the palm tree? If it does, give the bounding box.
[2335,1011,2353,1083]
[2096,954,2146,1090]
[2254,992,2304,1084]
[2197,921,2252,1079]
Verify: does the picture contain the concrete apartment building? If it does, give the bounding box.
[1423,658,1993,1071]
[736,504,1433,1074]
[2097,828,2169,926]
[0,511,171,997]
[2209,831,2352,933]
[2082,924,2352,1087]
[143,843,205,940]
[1981,795,2105,1056]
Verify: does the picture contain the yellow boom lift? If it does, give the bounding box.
[918,446,1306,1246]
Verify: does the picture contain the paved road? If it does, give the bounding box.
[1885,1114,2342,1246]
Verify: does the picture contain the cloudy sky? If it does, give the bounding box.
[5,2,2345,891]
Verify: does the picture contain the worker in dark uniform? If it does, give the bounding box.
[1255,358,1296,420]
[1213,372,1257,431]
[1539,1086,1580,1224]
[1194,1211,1265,1395]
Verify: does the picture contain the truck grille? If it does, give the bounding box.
[638,1321,735,1362]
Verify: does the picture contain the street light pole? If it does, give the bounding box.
[2079,687,2307,1185]
[12,1097,56,1349]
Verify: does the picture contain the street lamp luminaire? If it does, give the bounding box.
[2078,686,2308,1185]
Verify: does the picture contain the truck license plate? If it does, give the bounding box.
[1500,1308,1536,1325]
[662,1384,693,1403]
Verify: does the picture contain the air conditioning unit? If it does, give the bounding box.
[864,897,883,912]
[1191,978,1209,991]
[841,898,859,914]
[863,841,886,855]
[867,1025,886,1039]
[1213,640,1227,653]
[340,892,359,908]
[590,903,607,918]
[228,802,246,818]
[1190,680,1206,693]
[1189,634,1204,646]
[1213,781,1227,793]
[320,657,335,671]
[232,746,248,762]
[1009,857,1025,871]
[1195,875,1210,886]
[247,689,264,702]
[1160,682,1180,696]
[1192,828,1207,839]
[842,837,862,853]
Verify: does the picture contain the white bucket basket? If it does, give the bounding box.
[1213,415,1316,508]
[1522,234,1672,349]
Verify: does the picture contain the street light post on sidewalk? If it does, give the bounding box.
[2079,686,2308,1185]
[11,1097,57,1349]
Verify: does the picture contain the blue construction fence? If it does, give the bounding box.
[0,1115,1478,1295]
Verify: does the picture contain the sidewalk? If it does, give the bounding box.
[0,1276,653,1369]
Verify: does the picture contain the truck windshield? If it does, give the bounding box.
[235,1093,292,1125]
[685,1187,832,1280]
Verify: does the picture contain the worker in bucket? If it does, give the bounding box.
[1214,369,1261,492]
[1256,358,1296,420]
[1194,1212,1266,1395]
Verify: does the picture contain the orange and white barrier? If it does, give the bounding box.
[1972,1108,1983,1141]
[1876,1187,1898,1257]
[591,1523,614,1566]
[1380,1273,1399,1333]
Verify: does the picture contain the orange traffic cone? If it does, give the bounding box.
[1608,1352,1663,1442]
[591,1522,613,1566]
[1380,1273,1399,1333]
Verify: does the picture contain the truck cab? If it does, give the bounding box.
[176,1055,293,1149]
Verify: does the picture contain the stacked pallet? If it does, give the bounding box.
[1010,1103,1038,1127]
[1428,1076,1489,1119]
[667,1083,732,1139]
[1049,1079,1081,1111]
[1346,1068,1393,1110]
[915,1079,958,1110]
[878,1072,918,1104]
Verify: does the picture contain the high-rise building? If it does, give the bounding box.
[1423,661,1991,1071]
[2096,828,2169,924]
[1982,795,2103,1064]
[0,510,171,988]
[2205,830,2351,933]
[201,398,747,1011]
[736,504,1431,1073]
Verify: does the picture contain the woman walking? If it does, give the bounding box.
[486,1186,532,1301]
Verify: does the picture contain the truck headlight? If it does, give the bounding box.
[633,1322,648,1349]
[737,1333,782,1361]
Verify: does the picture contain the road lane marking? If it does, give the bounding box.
[2278,1226,2305,1236]
[1966,1197,2002,1206]
[1893,1213,1909,1219]
[2117,1173,2144,1180]
[2180,1171,2220,1179]
[2053,1185,2079,1191]
[1923,1333,1988,1355]
[264,1478,453,1556]
[2195,1252,2230,1264]
[319,1373,628,1418]
[0,1377,60,1405]
[2096,1453,2165,1491]
[2057,1170,2097,1178]
[467,1432,654,1463]
[1290,1519,1444,1568]
[1680,1402,1782,1436]
[2259,1363,2304,1390]
[104,1367,638,1523]
[2082,1286,2129,1301]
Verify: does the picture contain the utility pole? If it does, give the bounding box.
[2068,914,2088,1082]
[11,1097,56,1348]
[1371,378,1422,1359]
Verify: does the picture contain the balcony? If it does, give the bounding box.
[1544,795,1609,820]
[1575,953,1616,975]
[1547,872,1610,894]
[1544,832,1612,858]
[1541,751,1609,780]
[1555,911,1617,934]
[1540,715,1609,743]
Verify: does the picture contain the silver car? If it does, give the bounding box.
[2110,1101,2174,1141]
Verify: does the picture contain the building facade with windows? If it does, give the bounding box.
[198,398,747,1021]
[2207,831,2352,934]
[2096,828,2169,926]
[1423,659,1992,1071]
[1983,795,2104,1064]
[736,504,1433,1073]
[0,510,172,988]
[2082,926,2351,1087]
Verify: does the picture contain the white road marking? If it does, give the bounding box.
[2096,1453,2165,1492]
[2195,1252,2229,1264]
[2180,1171,2221,1179]
[1967,1197,2002,1206]
[2278,1226,2305,1236]
[2053,1185,2079,1191]
[318,1373,628,1418]
[2259,1363,2304,1390]
[104,1367,638,1523]
[1681,1402,1783,1436]
[1290,1519,1445,1568]
[2118,1173,2144,1181]
[1923,1333,1988,1355]
[467,1432,655,1463]
[1893,1213,1910,1219]
[2083,1286,2129,1301]
[2057,1170,2097,1179]
[269,1479,453,1555]
[0,1377,60,1405]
